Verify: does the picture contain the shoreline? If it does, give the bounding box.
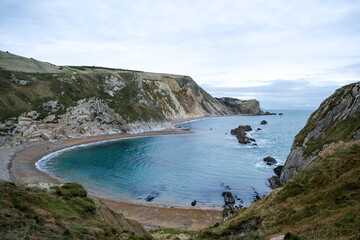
[3,118,223,230]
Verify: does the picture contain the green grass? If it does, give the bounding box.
[0,181,147,239]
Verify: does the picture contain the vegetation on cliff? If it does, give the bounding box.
[280,81,360,184]
[0,181,150,239]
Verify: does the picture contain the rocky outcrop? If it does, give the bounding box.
[279,82,360,184]
[230,125,255,144]
[216,97,264,115]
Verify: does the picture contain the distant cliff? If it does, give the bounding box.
[0,51,233,144]
[215,97,264,115]
[280,81,360,184]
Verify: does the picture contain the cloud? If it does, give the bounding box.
[0,0,360,108]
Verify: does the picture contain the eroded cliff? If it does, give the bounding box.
[280,81,360,184]
[0,51,229,144]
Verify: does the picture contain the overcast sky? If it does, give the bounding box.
[1,0,359,109]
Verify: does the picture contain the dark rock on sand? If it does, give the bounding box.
[264,156,277,165]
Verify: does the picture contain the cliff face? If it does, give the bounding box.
[280,81,360,184]
[0,51,229,144]
[215,97,264,115]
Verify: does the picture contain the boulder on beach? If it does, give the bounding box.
[263,156,277,165]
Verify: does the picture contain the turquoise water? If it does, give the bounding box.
[38,110,312,208]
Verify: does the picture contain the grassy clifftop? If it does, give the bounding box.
[0,181,150,239]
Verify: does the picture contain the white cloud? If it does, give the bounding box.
[0,0,359,108]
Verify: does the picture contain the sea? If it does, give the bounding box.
[37,110,313,208]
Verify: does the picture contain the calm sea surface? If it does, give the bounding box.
[38,110,312,208]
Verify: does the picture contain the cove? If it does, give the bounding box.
[37,110,312,208]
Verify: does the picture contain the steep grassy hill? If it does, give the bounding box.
[0,181,150,239]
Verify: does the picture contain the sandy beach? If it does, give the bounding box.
[1,126,222,231]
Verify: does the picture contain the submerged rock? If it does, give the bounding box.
[145,191,159,202]
[264,156,277,165]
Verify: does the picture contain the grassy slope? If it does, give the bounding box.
[197,141,360,239]
[0,182,150,240]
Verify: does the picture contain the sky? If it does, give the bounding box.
[1,0,360,109]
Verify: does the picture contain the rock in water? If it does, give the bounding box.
[273,165,283,176]
[260,120,268,124]
[222,192,235,205]
[222,192,236,220]
[230,125,255,144]
[191,200,197,206]
[264,156,277,165]
[145,191,159,202]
